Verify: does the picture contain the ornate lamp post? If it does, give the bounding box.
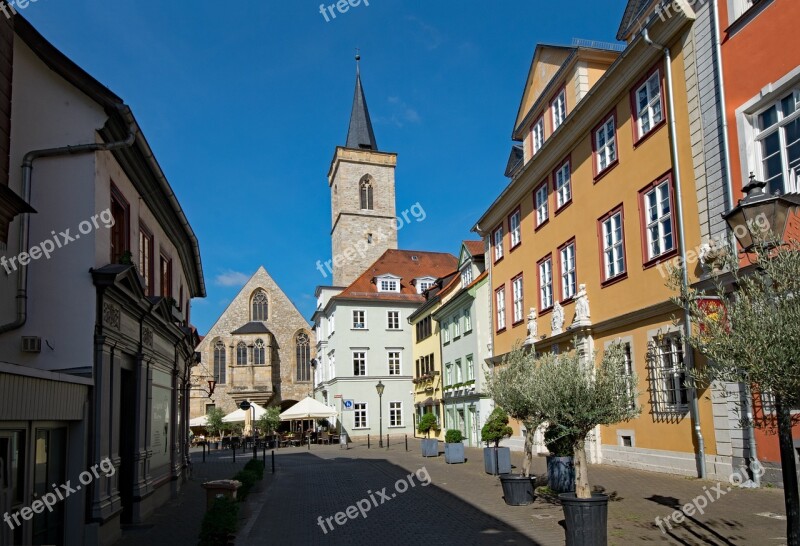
[376,381,385,448]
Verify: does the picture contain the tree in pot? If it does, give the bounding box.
[480,408,513,475]
[444,429,465,464]
[533,343,639,546]
[417,412,439,457]
[205,407,226,450]
[545,424,576,494]
[256,407,281,448]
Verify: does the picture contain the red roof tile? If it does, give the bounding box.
[463,240,484,257]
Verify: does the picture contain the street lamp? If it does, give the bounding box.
[376,381,385,448]
[724,174,800,252]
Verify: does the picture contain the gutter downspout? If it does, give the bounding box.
[711,0,760,486]
[0,104,136,334]
[643,28,708,480]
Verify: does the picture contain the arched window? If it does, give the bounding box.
[296,332,311,382]
[254,338,266,365]
[252,290,268,321]
[213,340,226,384]
[360,178,374,210]
[236,342,247,365]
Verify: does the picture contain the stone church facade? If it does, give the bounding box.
[190,266,315,417]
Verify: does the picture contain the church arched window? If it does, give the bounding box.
[296,332,311,382]
[254,338,266,365]
[236,342,247,365]
[213,340,226,384]
[252,290,268,321]
[360,178,374,210]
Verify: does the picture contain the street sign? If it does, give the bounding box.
[343,399,354,411]
[334,394,343,399]
[239,401,251,410]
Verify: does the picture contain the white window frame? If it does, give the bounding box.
[531,116,545,154]
[445,362,453,386]
[495,287,506,330]
[535,183,549,226]
[463,309,472,333]
[493,226,504,261]
[453,315,461,338]
[595,115,617,172]
[466,355,475,381]
[555,162,572,208]
[727,0,756,23]
[442,320,450,343]
[461,266,473,286]
[388,350,401,376]
[378,277,400,293]
[551,89,566,131]
[560,243,576,301]
[387,310,401,330]
[415,277,436,294]
[651,335,688,412]
[389,401,403,427]
[635,71,664,138]
[352,309,367,330]
[644,180,674,260]
[752,88,800,195]
[602,211,626,281]
[512,276,524,324]
[354,403,368,429]
[353,351,367,376]
[509,210,521,248]
[539,258,553,310]
[329,311,335,335]
[454,359,463,384]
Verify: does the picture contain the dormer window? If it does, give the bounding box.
[377,274,401,293]
[461,266,473,286]
[414,277,437,294]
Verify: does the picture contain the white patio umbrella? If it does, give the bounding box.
[279,397,337,420]
[189,415,209,427]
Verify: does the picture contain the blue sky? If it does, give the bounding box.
[21,0,627,334]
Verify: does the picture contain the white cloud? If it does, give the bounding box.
[215,269,250,287]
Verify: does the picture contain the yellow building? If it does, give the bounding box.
[476,6,732,479]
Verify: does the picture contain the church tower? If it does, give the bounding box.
[328,58,398,287]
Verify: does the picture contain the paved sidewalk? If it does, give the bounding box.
[237,440,788,546]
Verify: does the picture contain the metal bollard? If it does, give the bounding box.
[262,445,266,468]
[387,434,390,449]
[203,443,206,463]
[233,445,236,463]
[271,450,275,474]
[405,434,408,452]
[368,434,370,449]
[253,442,257,459]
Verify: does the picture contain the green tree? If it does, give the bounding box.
[480,407,513,448]
[256,407,281,436]
[669,240,800,544]
[417,412,438,438]
[206,407,226,439]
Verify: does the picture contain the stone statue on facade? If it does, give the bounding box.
[573,284,591,326]
[524,308,537,345]
[551,301,564,336]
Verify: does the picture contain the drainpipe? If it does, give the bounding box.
[0,104,136,334]
[643,28,708,480]
[711,0,760,485]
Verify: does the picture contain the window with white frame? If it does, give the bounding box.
[453,315,461,338]
[388,351,401,376]
[443,320,450,343]
[635,71,663,138]
[352,310,366,329]
[417,278,436,294]
[496,287,506,330]
[509,210,521,248]
[621,343,637,409]
[643,180,674,260]
[601,211,626,280]
[353,351,367,376]
[539,258,553,310]
[445,363,453,386]
[493,226,504,261]
[512,276,524,324]
[555,162,572,208]
[531,117,545,154]
[648,335,688,413]
[728,0,756,23]
[389,402,403,427]
[329,312,335,334]
[461,266,473,286]
[560,243,576,300]
[379,278,400,292]
[595,115,617,172]
[754,89,800,195]
[535,182,549,226]
[466,355,475,381]
[552,90,566,130]
[354,403,368,428]
[387,310,400,330]
[463,309,472,332]
[455,359,463,384]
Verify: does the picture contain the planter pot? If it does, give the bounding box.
[500,474,537,506]
[421,439,439,457]
[444,442,465,464]
[483,447,511,475]
[559,493,609,546]
[547,455,575,493]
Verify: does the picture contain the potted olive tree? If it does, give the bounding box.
[481,408,513,475]
[533,343,639,546]
[206,407,226,450]
[256,407,282,448]
[417,412,439,457]
[545,424,576,494]
[444,429,465,464]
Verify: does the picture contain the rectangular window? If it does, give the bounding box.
[642,178,675,261]
[729,0,756,22]
[354,403,368,429]
[461,267,473,286]
[389,402,403,427]
[621,343,637,409]
[466,355,474,381]
[509,209,521,249]
[453,315,461,338]
[353,351,367,376]
[754,89,800,195]
[535,181,549,227]
[559,242,576,301]
[110,185,129,264]
[551,89,567,130]
[493,225,504,262]
[554,160,572,209]
[495,286,506,331]
[387,310,400,330]
[463,309,472,332]
[455,359,463,384]
[352,310,366,329]
[388,351,401,376]
[138,225,153,296]
[416,316,432,342]
[538,257,553,310]
[595,114,617,173]
[531,116,545,154]
[601,209,626,281]
[445,363,453,386]
[379,279,399,292]
[648,335,688,413]
[635,70,664,139]
[160,253,172,299]
[512,275,524,324]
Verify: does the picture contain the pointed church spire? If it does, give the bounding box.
[345,53,378,151]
